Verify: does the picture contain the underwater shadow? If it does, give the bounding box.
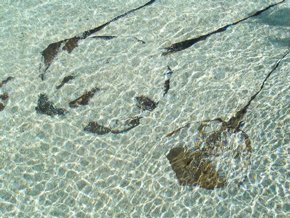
[254,8,290,27]
[268,37,290,48]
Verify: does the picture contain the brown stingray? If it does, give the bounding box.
[40,0,156,79]
[167,146,226,189]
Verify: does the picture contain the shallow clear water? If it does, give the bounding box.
[0,0,289,217]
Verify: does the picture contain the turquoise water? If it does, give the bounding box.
[0,0,289,217]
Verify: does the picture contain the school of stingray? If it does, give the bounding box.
[1,0,289,190]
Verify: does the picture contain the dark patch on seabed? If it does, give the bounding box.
[84,121,111,135]
[91,35,146,44]
[0,76,14,88]
[163,0,286,55]
[91,35,117,40]
[82,64,173,135]
[0,103,4,111]
[134,66,173,111]
[35,64,173,135]
[163,66,173,96]
[0,76,14,111]
[69,87,100,108]
[35,94,66,116]
[0,93,9,101]
[135,96,158,111]
[40,0,156,80]
[166,50,290,189]
[56,75,75,89]
[84,116,141,135]
[84,66,174,134]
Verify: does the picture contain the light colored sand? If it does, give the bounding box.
[0,0,289,217]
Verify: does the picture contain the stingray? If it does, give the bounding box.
[166,50,289,189]
[40,0,156,80]
[163,0,286,55]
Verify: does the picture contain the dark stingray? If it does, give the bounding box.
[165,50,290,189]
[40,0,156,79]
[166,50,290,137]
[163,0,286,55]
